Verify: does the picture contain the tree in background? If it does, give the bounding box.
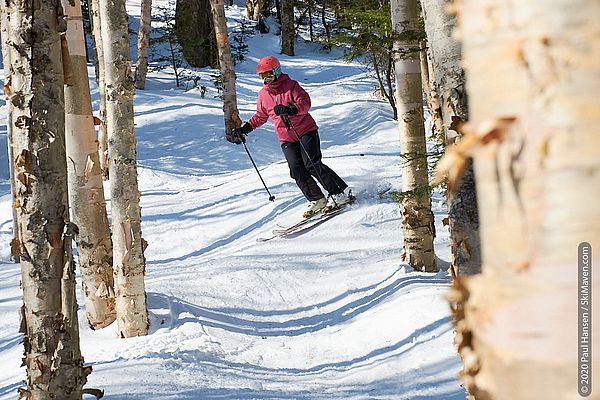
[89,0,109,178]
[334,0,397,118]
[4,0,89,395]
[246,0,271,21]
[390,0,436,272]
[0,1,18,261]
[175,0,218,68]
[99,0,150,338]
[151,2,185,86]
[210,0,243,133]
[62,0,116,330]
[135,0,153,89]
[150,2,206,89]
[421,0,480,276]
[280,0,295,55]
[444,0,600,397]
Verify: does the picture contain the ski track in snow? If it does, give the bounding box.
[0,1,466,399]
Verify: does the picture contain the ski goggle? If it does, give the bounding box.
[259,70,274,80]
[259,65,281,80]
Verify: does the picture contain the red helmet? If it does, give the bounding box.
[256,56,280,74]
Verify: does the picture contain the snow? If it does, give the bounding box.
[0,2,466,399]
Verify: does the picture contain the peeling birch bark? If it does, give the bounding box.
[451,0,600,398]
[134,0,152,89]
[420,0,481,276]
[5,0,88,396]
[99,0,149,338]
[89,0,109,178]
[62,0,116,330]
[390,0,437,272]
[0,1,19,262]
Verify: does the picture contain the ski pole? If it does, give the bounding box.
[281,114,339,208]
[242,138,275,202]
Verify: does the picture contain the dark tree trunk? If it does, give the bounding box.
[280,0,294,55]
[176,0,218,68]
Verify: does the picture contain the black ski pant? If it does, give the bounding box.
[281,130,348,201]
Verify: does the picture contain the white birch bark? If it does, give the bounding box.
[62,0,116,330]
[449,0,600,398]
[390,0,437,272]
[99,0,149,337]
[6,0,88,396]
[420,0,480,276]
[0,2,19,261]
[134,0,152,89]
[210,0,243,133]
[419,39,444,140]
[246,0,269,20]
[89,0,109,178]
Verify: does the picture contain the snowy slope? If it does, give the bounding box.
[0,3,466,399]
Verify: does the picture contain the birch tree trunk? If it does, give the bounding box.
[89,0,109,178]
[210,0,242,133]
[99,0,149,337]
[246,0,269,20]
[449,0,600,398]
[1,2,19,262]
[420,0,480,276]
[62,0,116,330]
[6,0,88,396]
[134,0,152,89]
[390,0,437,272]
[280,0,294,55]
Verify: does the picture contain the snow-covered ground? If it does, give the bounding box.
[0,3,466,399]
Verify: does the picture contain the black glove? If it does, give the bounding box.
[273,104,298,116]
[226,122,253,144]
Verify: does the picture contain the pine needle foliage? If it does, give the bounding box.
[332,0,398,118]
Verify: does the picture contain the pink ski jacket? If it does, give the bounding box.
[248,74,319,143]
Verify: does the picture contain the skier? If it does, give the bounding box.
[226,55,352,217]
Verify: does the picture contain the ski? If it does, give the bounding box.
[257,197,355,242]
[271,212,326,235]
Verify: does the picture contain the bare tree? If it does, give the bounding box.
[5,0,89,396]
[421,0,480,276]
[444,0,600,398]
[210,0,243,133]
[99,0,150,337]
[135,0,152,89]
[62,0,116,330]
[280,0,295,55]
[390,0,436,272]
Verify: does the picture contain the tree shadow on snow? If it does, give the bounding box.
[146,271,450,337]
[91,319,465,400]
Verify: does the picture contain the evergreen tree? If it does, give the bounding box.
[333,0,398,118]
[151,3,187,86]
